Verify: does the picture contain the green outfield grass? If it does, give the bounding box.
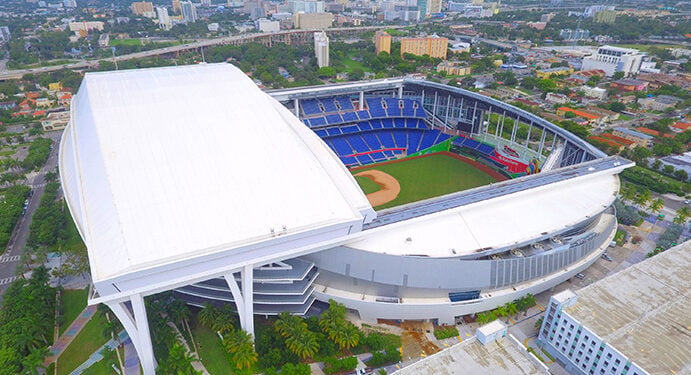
[353,153,497,209]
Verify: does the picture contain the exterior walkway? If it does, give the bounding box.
[122,336,141,375]
[68,331,129,375]
[43,305,98,367]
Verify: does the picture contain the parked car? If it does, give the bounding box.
[575,273,585,280]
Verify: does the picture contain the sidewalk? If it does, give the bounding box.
[68,331,129,375]
[43,305,98,367]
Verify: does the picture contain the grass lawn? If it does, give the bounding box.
[353,153,497,209]
[57,312,109,375]
[354,175,381,194]
[618,114,632,121]
[340,53,367,72]
[191,319,233,375]
[613,44,686,51]
[110,38,143,47]
[59,288,89,335]
[614,229,627,246]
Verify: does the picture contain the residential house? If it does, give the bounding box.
[556,107,602,125]
[41,111,70,131]
[609,79,648,92]
[637,95,682,111]
[612,127,654,147]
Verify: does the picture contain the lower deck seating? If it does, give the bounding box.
[314,118,453,167]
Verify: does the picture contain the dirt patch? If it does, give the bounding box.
[353,169,401,207]
[399,321,440,360]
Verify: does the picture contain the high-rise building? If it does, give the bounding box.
[400,35,448,59]
[200,0,211,7]
[559,28,590,41]
[581,45,644,77]
[172,0,181,14]
[314,31,329,68]
[428,0,441,13]
[0,26,10,43]
[294,12,332,29]
[131,1,156,17]
[156,7,172,30]
[374,30,391,55]
[180,1,198,23]
[417,0,427,16]
[63,0,77,8]
[291,0,324,13]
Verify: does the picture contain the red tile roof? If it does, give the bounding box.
[635,127,660,136]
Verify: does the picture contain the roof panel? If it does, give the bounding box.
[60,63,373,282]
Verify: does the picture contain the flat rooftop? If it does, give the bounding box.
[565,242,691,375]
[393,337,542,375]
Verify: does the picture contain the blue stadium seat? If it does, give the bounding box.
[329,138,352,155]
[402,103,415,117]
[362,132,381,149]
[477,143,495,155]
[301,99,322,116]
[303,119,311,127]
[378,131,396,148]
[356,154,373,165]
[341,112,359,123]
[385,98,402,117]
[325,114,343,125]
[314,129,327,137]
[335,96,354,110]
[381,118,395,129]
[366,98,387,118]
[357,122,372,131]
[347,135,370,153]
[407,131,422,152]
[310,117,326,127]
[462,137,481,149]
[369,119,383,129]
[326,127,343,136]
[393,130,407,148]
[320,98,338,113]
[356,110,371,120]
[341,125,360,134]
[419,131,439,150]
[340,156,356,166]
[369,151,386,162]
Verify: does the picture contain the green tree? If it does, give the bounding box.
[673,206,690,225]
[612,71,625,80]
[223,329,258,370]
[198,303,219,329]
[620,185,637,204]
[634,188,651,207]
[156,342,200,375]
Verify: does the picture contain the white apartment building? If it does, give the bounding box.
[581,45,644,77]
[314,31,329,68]
[255,18,280,32]
[538,243,690,375]
[180,1,198,23]
[156,7,172,30]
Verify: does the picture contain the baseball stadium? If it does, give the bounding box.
[59,63,632,372]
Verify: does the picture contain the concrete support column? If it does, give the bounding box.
[241,265,255,337]
[224,267,255,338]
[397,86,403,99]
[294,98,300,117]
[359,91,364,110]
[106,295,157,375]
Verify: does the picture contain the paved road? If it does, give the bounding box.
[0,131,62,299]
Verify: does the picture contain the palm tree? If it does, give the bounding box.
[634,188,651,208]
[505,302,518,321]
[285,329,319,359]
[674,206,690,225]
[620,184,636,204]
[522,294,536,316]
[170,299,197,354]
[223,329,258,370]
[648,198,664,216]
[494,305,508,320]
[648,198,665,232]
[335,323,360,351]
[157,342,200,375]
[20,347,47,375]
[198,303,219,329]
